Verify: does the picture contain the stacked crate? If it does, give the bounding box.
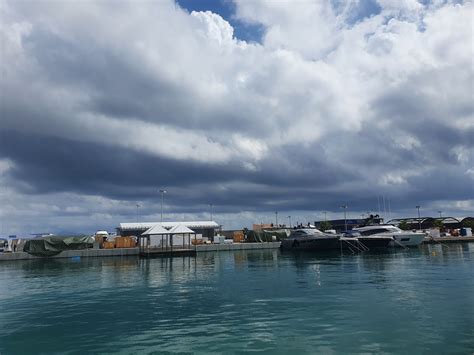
[94,235,105,248]
[233,231,244,243]
[103,241,115,249]
[115,237,136,248]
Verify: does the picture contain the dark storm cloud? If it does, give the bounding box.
[22,29,196,126]
[0,129,358,208]
[0,130,243,196]
[253,143,358,187]
[370,66,474,174]
[15,20,269,135]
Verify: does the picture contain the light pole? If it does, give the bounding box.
[438,210,442,219]
[136,204,140,222]
[275,211,278,227]
[323,211,327,221]
[416,205,421,230]
[341,204,348,231]
[159,189,167,222]
[209,203,213,221]
[287,215,291,228]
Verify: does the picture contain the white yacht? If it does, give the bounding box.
[352,225,426,247]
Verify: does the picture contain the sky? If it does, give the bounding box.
[0,0,473,235]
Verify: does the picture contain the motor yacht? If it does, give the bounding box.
[352,225,425,247]
[280,228,340,251]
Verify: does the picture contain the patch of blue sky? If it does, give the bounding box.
[176,0,264,43]
[331,0,382,25]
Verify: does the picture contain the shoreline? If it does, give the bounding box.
[1,237,473,262]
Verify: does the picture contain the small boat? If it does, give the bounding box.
[280,228,340,251]
[352,225,425,247]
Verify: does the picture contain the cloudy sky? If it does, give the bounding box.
[0,0,473,235]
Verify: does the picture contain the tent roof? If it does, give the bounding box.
[119,221,219,230]
[169,224,195,234]
[142,224,170,235]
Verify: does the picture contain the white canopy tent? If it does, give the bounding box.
[169,225,195,234]
[141,224,170,248]
[142,224,169,235]
[139,224,196,251]
[169,224,196,249]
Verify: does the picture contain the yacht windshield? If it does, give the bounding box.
[358,226,400,236]
[290,229,323,237]
[359,228,391,236]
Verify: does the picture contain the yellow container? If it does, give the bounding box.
[103,241,115,249]
[117,237,124,248]
[233,231,244,243]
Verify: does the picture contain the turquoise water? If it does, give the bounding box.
[0,244,473,354]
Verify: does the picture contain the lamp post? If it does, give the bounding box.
[136,204,140,222]
[275,211,278,227]
[287,215,292,228]
[159,189,167,222]
[323,211,327,221]
[416,205,421,230]
[438,210,442,218]
[341,204,348,231]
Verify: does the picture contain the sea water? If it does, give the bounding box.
[0,244,473,354]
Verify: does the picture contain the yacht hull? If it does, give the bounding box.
[280,237,340,251]
[389,233,425,247]
[357,237,392,249]
[352,225,426,248]
[340,237,392,251]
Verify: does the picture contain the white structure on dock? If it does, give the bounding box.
[138,223,199,256]
[117,221,220,240]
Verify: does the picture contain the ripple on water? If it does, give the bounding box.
[0,246,473,354]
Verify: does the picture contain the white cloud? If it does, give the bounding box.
[378,169,423,186]
[191,10,235,47]
[0,159,14,175]
[451,146,473,164]
[465,168,474,179]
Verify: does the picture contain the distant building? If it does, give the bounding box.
[387,216,473,230]
[116,221,220,240]
[252,223,274,231]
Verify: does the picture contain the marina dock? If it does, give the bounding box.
[139,242,282,257]
[0,247,140,261]
[0,242,282,261]
[196,242,281,252]
[140,248,196,257]
[423,236,474,244]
